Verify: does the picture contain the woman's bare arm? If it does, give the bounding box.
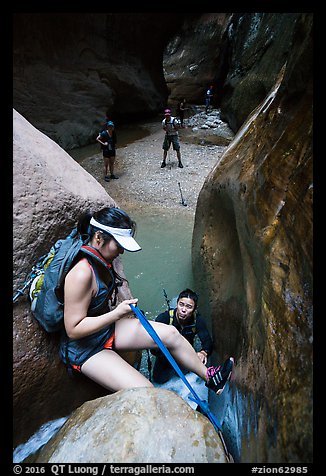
[63,260,137,339]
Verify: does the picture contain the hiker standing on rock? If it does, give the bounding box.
[176,99,187,128]
[161,109,184,169]
[205,85,214,114]
[151,288,214,384]
[96,121,119,182]
[59,206,234,395]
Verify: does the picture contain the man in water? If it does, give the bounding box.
[151,288,233,395]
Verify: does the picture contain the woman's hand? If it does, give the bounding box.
[197,350,208,365]
[114,298,139,320]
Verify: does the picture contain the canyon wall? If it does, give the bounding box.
[164,13,302,133]
[192,13,313,462]
[13,13,313,462]
[13,13,184,149]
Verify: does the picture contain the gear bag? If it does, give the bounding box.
[28,229,120,333]
[14,229,120,334]
[28,228,89,332]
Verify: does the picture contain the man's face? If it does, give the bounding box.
[176,297,195,322]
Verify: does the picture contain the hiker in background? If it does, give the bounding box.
[161,108,184,169]
[205,85,214,113]
[96,121,118,182]
[100,111,111,132]
[59,207,234,395]
[176,98,187,128]
[151,288,214,385]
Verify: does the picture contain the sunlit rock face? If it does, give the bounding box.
[192,14,313,463]
[13,13,184,149]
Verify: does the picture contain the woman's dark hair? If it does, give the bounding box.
[177,288,198,309]
[77,207,137,242]
[77,207,136,288]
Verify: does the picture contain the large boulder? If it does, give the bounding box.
[13,109,136,446]
[34,388,230,463]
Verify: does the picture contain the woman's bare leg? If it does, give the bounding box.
[109,156,115,176]
[81,349,153,392]
[104,157,109,176]
[115,318,208,381]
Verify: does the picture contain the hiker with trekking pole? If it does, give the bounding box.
[205,85,214,114]
[161,108,184,169]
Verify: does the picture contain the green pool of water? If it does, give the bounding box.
[121,208,195,320]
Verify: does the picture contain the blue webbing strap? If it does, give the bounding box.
[130,304,223,432]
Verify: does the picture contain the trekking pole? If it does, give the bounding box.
[162,288,171,310]
[178,182,187,207]
[13,282,30,303]
[13,266,43,303]
[168,148,171,170]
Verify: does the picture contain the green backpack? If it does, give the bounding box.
[28,228,86,332]
[14,228,116,333]
[29,229,118,332]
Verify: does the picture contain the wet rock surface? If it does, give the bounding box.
[164,13,232,105]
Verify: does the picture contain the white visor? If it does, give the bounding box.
[90,217,141,252]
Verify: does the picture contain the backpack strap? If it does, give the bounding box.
[169,308,174,325]
[192,312,197,333]
[164,117,176,128]
[80,245,112,271]
[168,308,196,332]
[80,245,122,306]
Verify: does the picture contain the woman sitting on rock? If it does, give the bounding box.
[59,206,234,394]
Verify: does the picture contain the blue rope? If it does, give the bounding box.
[129,304,223,432]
